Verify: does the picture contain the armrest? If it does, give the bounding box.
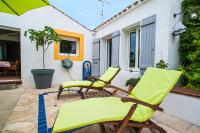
[105,84,129,94]
[87,76,99,80]
[88,77,109,84]
[121,97,164,111]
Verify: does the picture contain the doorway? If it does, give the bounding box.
[0,26,21,84]
[107,38,112,68]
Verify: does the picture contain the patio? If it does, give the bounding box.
[0,87,200,133]
[0,0,199,132]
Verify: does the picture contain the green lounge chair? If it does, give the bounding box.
[52,68,182,133]
[57,67,120,99]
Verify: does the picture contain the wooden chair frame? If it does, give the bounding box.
[102,85,166,133]
[57,68,121,99]
[53,85,167,133]
[4,60,20,76]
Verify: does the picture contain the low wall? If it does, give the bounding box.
[161,92,200,126]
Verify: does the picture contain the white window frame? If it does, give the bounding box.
[128,28,140,69]
[59,36,79,57]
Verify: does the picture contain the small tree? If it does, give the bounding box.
[25,26,61,69]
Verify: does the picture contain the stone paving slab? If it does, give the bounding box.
[1,88,200,133]
[154,112,193,132]
[186,125,200,133]
[0,87,25,130]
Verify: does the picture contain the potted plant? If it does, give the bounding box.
[156,60,168,69]
[125,77,140,93]
[24,26,61,89]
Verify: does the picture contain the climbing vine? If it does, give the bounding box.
[179,0,200,90]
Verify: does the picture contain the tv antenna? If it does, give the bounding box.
[99,0,114,23]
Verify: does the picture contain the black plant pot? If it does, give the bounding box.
[31,69,54,89]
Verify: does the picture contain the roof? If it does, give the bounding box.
[50,5,92,32]
[50,0,148,32]
[93,0,147,31]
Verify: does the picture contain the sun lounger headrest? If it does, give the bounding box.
[130,67,182,105]
[99,67,120,82]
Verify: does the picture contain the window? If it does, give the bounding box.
[130,32,136,67]
[59,36,79,56]
[60,40,77,54]
[129,29,140,68]
[54,29,84,61]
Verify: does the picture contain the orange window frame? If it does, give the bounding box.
[54,29,84,61]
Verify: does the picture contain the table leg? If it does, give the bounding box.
[3,68,6,76]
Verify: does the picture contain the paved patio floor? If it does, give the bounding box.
[0,87,200,133]
[0,87,25,130]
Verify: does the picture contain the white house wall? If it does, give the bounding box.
[95,0,174,88]
[167,0,183,69]
[94,0,200,125]
[0,6,93,88]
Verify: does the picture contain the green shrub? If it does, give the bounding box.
[179,0,200,90]
[156,60,168,69]
[125,77,140,87]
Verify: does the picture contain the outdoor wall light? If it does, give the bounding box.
[172,22,187,36]
[172,3,199,36]
[190,13,198,19]
[172,10,189,36]
[174,10,198,19]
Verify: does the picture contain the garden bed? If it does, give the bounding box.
[171,87,200,98]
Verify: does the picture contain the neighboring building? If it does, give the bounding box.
[0,6,93,87]
[92,0,182,88]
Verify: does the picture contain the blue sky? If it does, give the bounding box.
[49,0,134,30]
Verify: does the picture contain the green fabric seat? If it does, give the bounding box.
[62,67,120,88]
[53,97,154,133]
[62,81,103,88]
[52,68,182,133]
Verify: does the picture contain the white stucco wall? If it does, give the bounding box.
[0,6,93,88]
[167,0,183,69]
[161,93,200,126]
